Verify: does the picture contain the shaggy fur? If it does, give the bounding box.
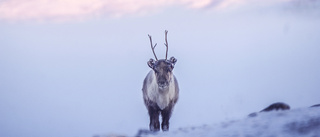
[142,58,179,131]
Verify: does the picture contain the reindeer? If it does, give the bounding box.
[142,30,179,132]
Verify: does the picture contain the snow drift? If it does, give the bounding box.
[100,106,320,137]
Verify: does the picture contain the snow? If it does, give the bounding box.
[132,107,320,137]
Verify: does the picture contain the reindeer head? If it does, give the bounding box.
[147,30,177,89]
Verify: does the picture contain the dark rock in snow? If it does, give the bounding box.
[249,102,290,117]
[310,104,320,108]
[260,102,290,112]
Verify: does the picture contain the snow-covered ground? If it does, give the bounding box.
[121,106,320,137]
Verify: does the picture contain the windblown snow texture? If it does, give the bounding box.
[137,107,320,137]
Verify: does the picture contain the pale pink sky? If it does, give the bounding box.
[0,0,291,22]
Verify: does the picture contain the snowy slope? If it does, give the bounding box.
[133,107,320,137]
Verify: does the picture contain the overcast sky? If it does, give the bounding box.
[0,0,306,22]
[1,0,320,137]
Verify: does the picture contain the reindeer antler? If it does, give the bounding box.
[164,30,168,60]
[148,34,158,61]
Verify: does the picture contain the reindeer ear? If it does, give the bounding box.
[169,56,177,65]
[147,59,155,68]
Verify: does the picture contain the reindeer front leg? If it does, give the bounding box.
[148,104,160,131]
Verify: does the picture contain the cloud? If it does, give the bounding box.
[0,0,209,22]
[0,0,315,22]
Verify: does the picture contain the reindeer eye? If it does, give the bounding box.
[166,65,173,72]
[153,67,159,73]
[170,64,174,69]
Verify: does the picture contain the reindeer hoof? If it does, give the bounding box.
[162,123,169,131]
[150,126,160,132]
[150,121,160,132]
